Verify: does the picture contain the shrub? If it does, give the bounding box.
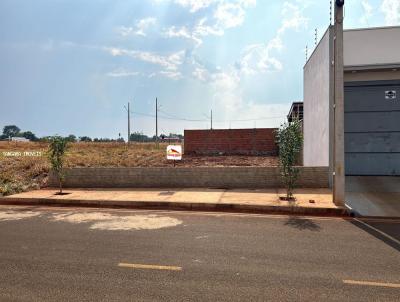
[275,119,303,200]
[48,136,68,194]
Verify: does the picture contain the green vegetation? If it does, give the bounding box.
[0,124,185,143]
[2,125,20,138]
[48,136,68,194]
[129,132,184,142]
[275,119,303,200]
[1,125,39,141]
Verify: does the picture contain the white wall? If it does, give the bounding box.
[303,28,331,167]
[344,26,400,68]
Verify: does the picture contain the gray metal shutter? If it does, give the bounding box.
[344,80,400,175]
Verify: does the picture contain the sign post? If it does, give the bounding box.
[166,145,182,167]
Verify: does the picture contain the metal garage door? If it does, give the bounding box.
[344,80,400,175]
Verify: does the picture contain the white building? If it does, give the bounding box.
[11,137,30,142]
[303,26,400,176]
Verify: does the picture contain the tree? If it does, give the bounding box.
[168,133,184,139]
[48,136,68,194]
[275,119,303,200]
[3,125,20,138]
[130,132,151,142]
[79,136,92,142]
[65,134,77,142]
[21,131,38,141]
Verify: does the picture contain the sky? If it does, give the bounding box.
[0,0,399,139]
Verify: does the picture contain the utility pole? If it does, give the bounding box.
[333,0,345,206]
[156,97,158,148]
[210,109,213,130]
[124,102,131,144]
[128,102,131,144]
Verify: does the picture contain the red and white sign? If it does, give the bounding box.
[166,145,182,160]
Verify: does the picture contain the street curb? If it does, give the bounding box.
[0,197,350,217]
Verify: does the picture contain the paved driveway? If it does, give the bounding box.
[346,176,400,217]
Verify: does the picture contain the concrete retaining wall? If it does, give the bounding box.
[48,167,329,188]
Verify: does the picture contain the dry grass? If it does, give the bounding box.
[0,141,278,195]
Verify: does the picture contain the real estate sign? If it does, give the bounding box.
[166,145,182,160]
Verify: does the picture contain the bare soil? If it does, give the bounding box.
[177,155,278,167]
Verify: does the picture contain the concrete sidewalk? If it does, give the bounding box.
[1,188,348,216]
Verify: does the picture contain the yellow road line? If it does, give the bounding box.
[118,262,182,271]
[343,280,400,288]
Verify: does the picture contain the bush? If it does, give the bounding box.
[0,181,25,196]
[48,136,68,194]
[275,119,303,200]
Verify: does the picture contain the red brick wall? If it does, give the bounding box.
[184,128,278,156]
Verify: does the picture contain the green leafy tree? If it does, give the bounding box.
[130,132,151,142]
[48,136,68,194]
[275,119,303,200]
[65,134,77,142]
[21,131,38,141]
[79,136,92,142]
[3,125,20,138]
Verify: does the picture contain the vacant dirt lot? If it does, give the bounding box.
[0,141,278,195]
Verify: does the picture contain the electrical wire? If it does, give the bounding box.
[159,109,284,122]
[129,109,285,123]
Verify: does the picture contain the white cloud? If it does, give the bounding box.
[192,17,224,36]
[159,70,183,80]
[236,1,307,75]
[212,69,242,111]
[116,17,156,37]
[192,66,209,81]
[149,70,182,80]
[106,68,140,77]
[106,47,185,71]
[239,40,284,75]
[174,0,216,12]
[279,2,308,34]
[198,66,288,127]
[186,1,301,121]
[360,0,373,26]
[165,0,255,47]
[214,2,246,29]
[381,0,400,26]
[164,26,203,46]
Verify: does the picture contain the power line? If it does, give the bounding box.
[158,109,285,122]
[217,116,284,122]
[158,109,206,121]
[130,109,285,123]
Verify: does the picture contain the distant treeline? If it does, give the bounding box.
[0,125,183,143]
[129,132,184,142]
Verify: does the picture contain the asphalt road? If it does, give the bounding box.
[0,206,399,302]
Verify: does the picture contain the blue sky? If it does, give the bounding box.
[0,0,399,139]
